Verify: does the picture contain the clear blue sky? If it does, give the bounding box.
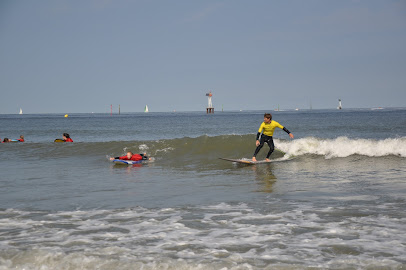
[1,0,405,113]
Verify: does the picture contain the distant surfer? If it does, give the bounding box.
[109,151,150,161]
[63,133,73,142]
[252,113,294,162]
[3,135,25,142]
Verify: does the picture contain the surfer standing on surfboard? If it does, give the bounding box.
[252,113,294,162]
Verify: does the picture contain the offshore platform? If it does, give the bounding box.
[206,91,214,114]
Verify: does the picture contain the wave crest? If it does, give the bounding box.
[276,137,406,158]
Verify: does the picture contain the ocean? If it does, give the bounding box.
[1,109,405,269]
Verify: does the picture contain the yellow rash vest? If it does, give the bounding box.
[257,121,284,137]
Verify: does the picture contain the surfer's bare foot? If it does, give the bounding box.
[252,157,257,162]
[265,158,271,162]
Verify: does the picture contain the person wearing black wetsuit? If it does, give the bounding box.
[253,113,294,162]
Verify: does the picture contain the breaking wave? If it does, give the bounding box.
[2,135,405,161]
[276,136,406,158]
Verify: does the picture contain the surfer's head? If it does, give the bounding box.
[264,113,272,123]
[126,151,134,159]
[63,133,70,139]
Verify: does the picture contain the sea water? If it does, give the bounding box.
[0,109,405,269]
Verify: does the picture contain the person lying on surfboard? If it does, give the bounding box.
[109,151,150,161]
[8,135,25,142]
[63,133,73,142]
[252,113,294,162]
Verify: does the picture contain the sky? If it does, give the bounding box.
[1,0,405,113]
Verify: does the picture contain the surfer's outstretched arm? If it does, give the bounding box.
[282,127,294,139]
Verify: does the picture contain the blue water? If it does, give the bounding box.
[0,109,405,269]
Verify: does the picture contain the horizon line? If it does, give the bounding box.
[1,106,405,115]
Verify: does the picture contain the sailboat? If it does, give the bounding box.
[144,105,149,113]
[19,108,23,115]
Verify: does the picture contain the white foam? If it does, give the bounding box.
[276,136,406,158]
[154,147,174,154]
[138,144,149,151]
[1,202,405,269]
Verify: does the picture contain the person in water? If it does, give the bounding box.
[63,133,73,142]
[5,135,24,142]
[252,113,294,162]
[110,151,150,161]
[2,138,11,143]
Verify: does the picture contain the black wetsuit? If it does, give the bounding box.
[253,120,291,159]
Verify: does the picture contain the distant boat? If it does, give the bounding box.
[337,99,342,110]
[19,108,23,114]
[144,105,149,113]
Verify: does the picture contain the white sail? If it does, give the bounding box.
[19,108,23,114]
[144,105,149,113]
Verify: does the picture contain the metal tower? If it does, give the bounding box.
[206,91,214,113]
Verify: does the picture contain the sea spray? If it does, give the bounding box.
[276,136,406,158]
